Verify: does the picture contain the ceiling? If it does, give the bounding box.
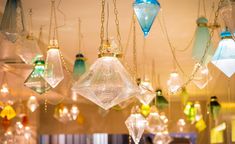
[0,0,234,104]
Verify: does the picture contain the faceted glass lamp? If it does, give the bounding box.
[193,64,212,89]
[155,89,168,110]
[192,17,213,65]
[220,0,235,33]
[73,53,86,81]
[72,39,139,110]
[125,113,147,144]
[133,0,160,37]
[44,39,64,88]
[24,57,51,94]
[209,96,221,120]
[136,79,155,105]
[153,132,172,144]
[27,96,39,112]
[0,0,25,42]
[167,71,182,94]
[211,30,235,77]
[146,107,164,134]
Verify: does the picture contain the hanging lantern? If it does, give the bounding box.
[136,79,155,105]
[181,87,189,106]
[0,105,16,120]
[22,115,29,126]
[193,64,212,89]
[27,96,39,112]
[54,104,72,123]
[184,102,196,123]
[70,105,79,120]
[44,39,64,88]
[146,106,164,134]
[167,71,182,94]
[15,121,24,135]
[72,39,139,110]
[153,132,172,144]
[155,89,168,110]
[194,101,202,121]
[2,131,16,143]
[0,83,9,95]
[77,113,85,125]
[192,17,213,65]
[1,116,11,131]
[133,0,160,37]
[125,113,147,144]
[140,104,151,117]
[211,29,235,77]
[0,0,25,42]
[73,53,86,81]
[177,119,186,132]
[209,96,221,120]
[24,126,31,140]
[195,118,207,132]
[24,57,51,94]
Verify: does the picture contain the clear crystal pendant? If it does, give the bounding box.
[146,106,164,134]
[27,96,39,112]
[44,39,64,88]
[155,89,168,110]
[167,71,182,94]
[24,57,51,94]
[133,0,160,37]
[136,79,155,105]
[54,104,72,123]
[72,39,139,110]
[153,132,172,144]
[193,64,212,89]
[70,105,79,120]
[125,113,147,144]
[211,29,235,77]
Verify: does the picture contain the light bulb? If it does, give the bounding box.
[70,105,79,120]
[193,64,212,89]
[44,39,64,88]
[167,71,182,94]
[0,83,9,95]
[54,104,72,123]
[27,96,39,112]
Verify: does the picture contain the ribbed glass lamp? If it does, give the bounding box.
[133,0,160,37]
[192,17,213,65]
[73,53,86,81]
[211,30,235,77]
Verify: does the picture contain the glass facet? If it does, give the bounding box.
[136,79,155,105]
[125,113,147,144]
[133,0,160,37]
[73,53,86,81]
[167,71,182,94]
[27,96,39,112]
[193,64,212,89]
[211,30,235,77]
[72,56,139,110]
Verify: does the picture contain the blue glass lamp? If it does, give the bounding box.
[211,29,235,77]
[192,17,213,65]
[73,53,86,81]
[133,0,160,37]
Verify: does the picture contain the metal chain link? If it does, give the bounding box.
[133,14,138,79]
[100,0,106,51]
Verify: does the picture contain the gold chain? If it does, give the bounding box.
[128,135,132,144]
[100,0,105,51]
[133,14,137,79]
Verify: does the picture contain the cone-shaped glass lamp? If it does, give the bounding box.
[24,57,51,94]
[155,89,168,109]
[136,79,155,105]
[220,0,235,33]
[133,0,160,37]
[73,53,86,81]
[192,17,213,65]
[0,0,25,42]
[167,71,182,94]
[193,64,212,89]
[72,40,139,110]
[44,39,64,88]
[209,96,221,120]
[27,96,39,112]
[211,30,235,77]
[125,113,147,144]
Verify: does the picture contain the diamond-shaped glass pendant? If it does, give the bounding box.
[153,132,172,144]
[44,40,64,88]
[220,0,235,33]
[72,39,139,110]
[0,0,25,42]
[27,96,39,112]
[125,113,147,144]
[155,89,168,110]
[193,64,212,89]
[73,53,86,81]
[146,106,164,134]
[133,0,160,37]
[167,71,182,94]
[211,29,235,77]
[192,17,213,65]
[136,79,155,105]
[24,57,51,94]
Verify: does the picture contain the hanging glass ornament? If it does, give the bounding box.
[181,87,189,106]
[2,131,16,144]
[140,104,151,117]
[24,126,31,140]
[0,0,25,42]
[72,39,139,110]
[136,79,155,105]
[0,83,9,95]
[184,102,196,123]
[155,89,168,110]
[167,71,182,94]
[15,121,24,135]
[54,104,72,123]
[133,0,160,37]
[70,105,79,120]
[27,96,39,112]
[193,64,212,89]
[209,96,221,120]
[73,53,86,81]
[211,29,235,77]
[194,101,202,121]
[24,56,51,94]
[177,119,186,132]
[125,113,147,144]
[146,106,164,134]
[153,132,172,144]
[0,105,16,120]
[44,39,64,88]
[192,17,213,65]
[195,118,207,132]
[1,116,11,131]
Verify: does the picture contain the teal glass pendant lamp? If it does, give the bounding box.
[155,89,168,110]
[192,17,213,65]
[73,53,86,81]
[211,29,235,77]
[133,0,160,37]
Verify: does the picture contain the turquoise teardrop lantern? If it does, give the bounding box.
[133,0,160,37]
[73,53,86,80]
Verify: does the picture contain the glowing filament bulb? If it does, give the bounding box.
[27,96,39,112]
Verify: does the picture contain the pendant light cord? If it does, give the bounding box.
[78,18,82,52]
[28,9,33,37]
[133,14,138,79]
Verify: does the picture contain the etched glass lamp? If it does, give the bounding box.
[167,71,182,94]
[193,64,212,89]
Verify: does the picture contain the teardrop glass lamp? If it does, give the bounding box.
[211,29,235,77]
[193,64,212,89]
[209,96,221,120]
[155,89,168,110]
[24,56,51,94]
[167,71,182,94]
[136,79,155,105]
[44,39,64,88]
[73,53,86,81]
[27,96,39,112]
[192,17,213,65]
[133,0,160,37]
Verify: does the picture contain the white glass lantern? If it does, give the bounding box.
[136,79,155,105]
[27,96,39,112]
[193,64,212,89]
[167,71,182,94]
[70,105,79,120]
